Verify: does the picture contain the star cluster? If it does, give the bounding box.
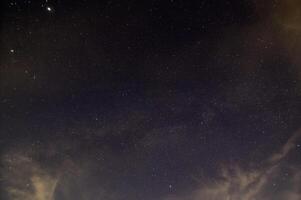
[1,0,301,200]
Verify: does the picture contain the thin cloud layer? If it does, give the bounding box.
[1,153,58,200]
[164,130,301,200]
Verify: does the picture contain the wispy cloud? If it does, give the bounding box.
[1,129,300,200]
[1,153,58,200]
[164,129,301,200]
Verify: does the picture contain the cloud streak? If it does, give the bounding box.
[164,129,301,200]
[1,153,58,200]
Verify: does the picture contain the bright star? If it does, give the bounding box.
[46,6,52,12]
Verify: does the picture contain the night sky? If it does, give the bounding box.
[1,0,301,200]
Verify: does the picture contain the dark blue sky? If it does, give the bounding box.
[1,0,301,199]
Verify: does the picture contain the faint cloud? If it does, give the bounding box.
[1,153,58,200]
[163,129,301,200]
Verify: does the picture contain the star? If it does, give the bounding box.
[46,6,53,12]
